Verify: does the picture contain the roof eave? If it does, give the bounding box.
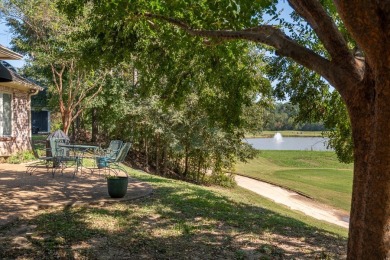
[0,46,23,60]
[0,81,43,92]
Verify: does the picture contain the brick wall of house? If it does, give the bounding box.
[0,85,32,156]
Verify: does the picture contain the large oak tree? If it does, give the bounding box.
[62,0,390,258]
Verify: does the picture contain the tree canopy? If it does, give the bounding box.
[1,0,270,185]
[56,0,390,258]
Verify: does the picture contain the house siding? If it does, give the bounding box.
[0,85,31,156]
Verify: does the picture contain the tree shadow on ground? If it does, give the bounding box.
[0,172,347,259]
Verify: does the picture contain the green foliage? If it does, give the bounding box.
[263,102,326,131]
[263,2,353,162]
[204,171,236,188]
[1,0,109,133]
[50,113,63,132]
[6,150,36,163]
[323,93,353,163]
[61,0,275,31]
[31,88,49,109]
[96,88,260,185]
[57,0,355,163]
[64,6,272,186]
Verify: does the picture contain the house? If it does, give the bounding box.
[0,45,43,156]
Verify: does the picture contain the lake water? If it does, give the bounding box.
[245,137,332,151]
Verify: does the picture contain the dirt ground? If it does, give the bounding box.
[0,163,347,259]
[0,163,152,228]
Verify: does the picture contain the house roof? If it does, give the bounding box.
[0,61,43,92]
[0,46,43,93]
[0,45,23,60]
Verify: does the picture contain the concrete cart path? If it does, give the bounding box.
[0,163,152,227]
[235,175,350,229]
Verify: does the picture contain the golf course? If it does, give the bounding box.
[234,150,353,212]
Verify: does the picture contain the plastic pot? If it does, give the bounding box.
[107,176,128,198]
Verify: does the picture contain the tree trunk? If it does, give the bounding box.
[91,108,98,142]
[346,78,390,259]
[144,137,149,169]
[75,112,80,141]
[184,144,189,178]
[162,144,168,176]
[155,133,160,174]
[62,110,72,136]
[196,156,202,184]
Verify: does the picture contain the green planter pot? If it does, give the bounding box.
[107,177,128,198]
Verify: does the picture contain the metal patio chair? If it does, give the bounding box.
[103,142,132,176]
[101,140,123,160]
[50,138,81,177]
[26,139,55,175]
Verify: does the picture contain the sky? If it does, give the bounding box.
[0,20,25,69]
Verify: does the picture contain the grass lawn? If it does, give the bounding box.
[0,167,347,259]
[246,130,325,138]
[235,150,353,211]
[32,134,48,141]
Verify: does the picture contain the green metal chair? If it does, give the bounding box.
[105,142,132,176]
[102,140,123,160]
[96,140,123,168]
[26,139,55,175]
[50,138,81,177]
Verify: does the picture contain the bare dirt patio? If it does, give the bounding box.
[0,163,152,227]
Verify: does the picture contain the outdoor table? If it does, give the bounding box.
[58,143,99,154]
[58,143,100,173]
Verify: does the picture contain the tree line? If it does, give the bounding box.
[263,102,326,131]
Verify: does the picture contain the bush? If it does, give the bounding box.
[204,171,237,188]
[7,151,36,164]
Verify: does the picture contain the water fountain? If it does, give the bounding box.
[273,132,283,143]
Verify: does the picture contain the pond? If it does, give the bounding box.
[245,133,332,151]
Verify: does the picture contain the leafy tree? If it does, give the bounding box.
[262,102,326,132]
[89,35,267,183]
[0,0,108,134]
[90,64,262,186]
[60,0,390,257]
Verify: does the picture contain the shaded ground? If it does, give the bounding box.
[0,163,152,227]
[0,164,347,259]
[236,175,350,228]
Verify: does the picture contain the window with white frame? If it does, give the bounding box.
[0,92,12,136]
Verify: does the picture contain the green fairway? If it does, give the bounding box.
[235,150,353,211]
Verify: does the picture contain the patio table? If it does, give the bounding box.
[58,143,99,173]
[58,143,99,153]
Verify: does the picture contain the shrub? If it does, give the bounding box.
[7,151,36,164]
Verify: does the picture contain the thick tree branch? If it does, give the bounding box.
[334,0,390,71]
[71,73,106,122]
[144,13,355,89]
[51,64,65,113]
[287,1,352,62]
